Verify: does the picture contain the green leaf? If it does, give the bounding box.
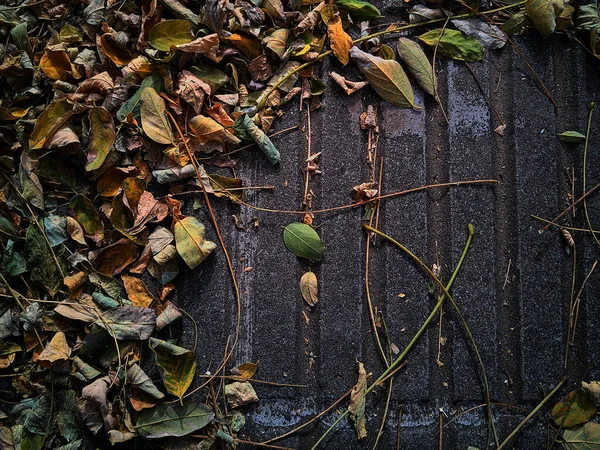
[136,402,214,438]
[116,75,161,122]
[0,6,19,25]
[148,20,194,51]
[69,194,104,243]
[418,29,485,62]
[149,338,197,401]
[283,222,326,261]
[86,106,115,171]
[349,47,416,108]
[335,0,381,21]
[174,216,217,270]
[10,23,29,51]
[3,239,26,277]
[551,389,596,428]
[25,224,67,296]
[396,38,435,97]
[525,0,564,38]
[577,4,600,32]
[190,65,229,93]
[94,306,156,340]
[29,98,73,150]
[140,87,176,145]
[502,11,529,35]
[43,215,67,247]
[234,114,280,164]
[557,131,586,143]
[563,422,600,449]
[127,364,165,400]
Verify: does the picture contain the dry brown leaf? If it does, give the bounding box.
[300,271,318,306]
[37,332,71,368]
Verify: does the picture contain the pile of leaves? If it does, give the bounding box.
[0,0,597,448]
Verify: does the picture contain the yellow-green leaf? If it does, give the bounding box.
[174,216,217,269]
[526,0,564,38]
[29,98,73,150]
[86,106,115,171]
[148,20,194,51]
[349,47,416,108]
[149,337,196,402]
[140,87,175,145]
[418,28,485,62]
[396,37,435,96]
[551,389,596,428]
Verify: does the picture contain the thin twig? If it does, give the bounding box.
[496,377,566,450]
[582,103,599,246]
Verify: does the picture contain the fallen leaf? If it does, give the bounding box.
[190,115,241,145]
[283,222,326,261]
[95,306,156,340]
[396,38,436,96]
[335,0,381,21]
[582,381,600,406]
[37,332,71,367]
[350,47,416,108]
[563,422,600,449]
[224,381,259,408]
[418,29,485,62]
[127,364,164,400]
[122,275,154,307]
[148,20,194,51]
[136,402,214,438]
[348,361,367,439]
[526,0,564,38]
[329,72,369,95]
[140,87,176,145]
[29,98,73,150]
[234,114,280,164]
[174,216,217,269]
[70,194,104,244]
[86,106,115,171]
[149,337,196,401]
[551,389,596,428]
[452,19,507,49]
[328,13,353,65]
[557,131,586,142]
[300,271,318,306]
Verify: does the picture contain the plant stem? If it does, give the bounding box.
[582,103,599,246]
[496,377,566,450]
[256,1,526,111]
[310,224,474,449]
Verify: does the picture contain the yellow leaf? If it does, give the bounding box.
[327,13,353,65]
[39,44,81,80]
[149,337,196,402]
[29,98,73,150]
[174,216,217,269]
[37,332,71,368]
[122,274,155,307]
[139,87,175,145]
[189,115,241,145]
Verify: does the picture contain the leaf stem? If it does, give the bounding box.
[310,224,474,449]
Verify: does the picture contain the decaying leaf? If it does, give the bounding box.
[234,114,280,164]
[86,106,115,171]
[149,337,197,401]
[452,19,507,49]
[36,332,71,367]
[95,306,156,340]
[526,0,565,38]
[224,381,259,408]
[122,275,154,307]
[174,216,217,269]
[348,361,367,439]
[551,389,596,428]
[283,222,326,261]
[582,381,600,406]
[300,271,318,306]
[329,72,369,95]
[328,13,353,65]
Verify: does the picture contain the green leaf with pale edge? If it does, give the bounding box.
[526,0,564,38]
[557,131,586,142]
[86,106,115,171]
[234,114,280,164]
[148,20,194,51]
[283,223,326,261]
[396,38,435,96]
[174,216,217,269]
[335,0,381,21]
[136,402,214,438]
[350,47,416,108]
[140,87,176,145]
[552,389,596,428]
[563,422,600,449]
[418,29,484,62]
[149,338,196,401]
[29,98,73,150]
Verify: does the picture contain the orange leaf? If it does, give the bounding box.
[327,13,353,65]
[122,274,155,307]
